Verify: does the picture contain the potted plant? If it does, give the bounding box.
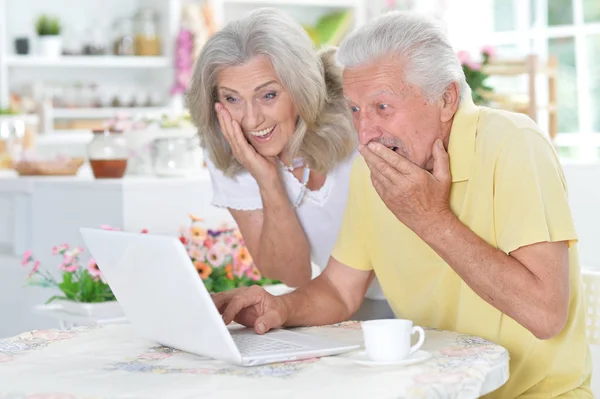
[21,243,124,318]
[35,15,62,57]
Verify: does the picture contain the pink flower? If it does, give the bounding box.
[457,50,471,65]
[52,243,69,255]
[466,60,482,71]
[28,260,40,278]
[21,250,33,266]
[206,245,226,268]
[60,254,79,273]
[233,261,251,278]
[482,44,496,58]
[87,258,102,279]
[245,267,261,281]
[188,247,204,261]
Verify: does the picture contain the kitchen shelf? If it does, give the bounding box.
[6,56,171,69]
[52,107,170,119]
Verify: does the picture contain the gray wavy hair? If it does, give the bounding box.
[337,11,470,102]
[187,8,356,177]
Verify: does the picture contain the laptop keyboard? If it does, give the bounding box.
[232,333,307,356]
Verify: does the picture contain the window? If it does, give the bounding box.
[490,0,600,161]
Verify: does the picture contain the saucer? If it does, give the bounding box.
[350,350,432,367]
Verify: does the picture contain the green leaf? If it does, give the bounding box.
[36,15,61,36]
[62,271,73,284]
[203,278,214,293]
[212,278,236,293]
[58,275,78,300]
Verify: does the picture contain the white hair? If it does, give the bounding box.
[337,11,470,102]
[187,8,355,176]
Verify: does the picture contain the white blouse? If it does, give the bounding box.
[205,150,385,300]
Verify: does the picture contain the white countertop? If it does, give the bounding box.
[0,167,211,192]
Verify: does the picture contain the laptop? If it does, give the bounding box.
[80,227,360,366]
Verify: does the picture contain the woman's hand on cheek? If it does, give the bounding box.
[215,103,278,184]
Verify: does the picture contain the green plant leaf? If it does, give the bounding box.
[203,277,214,293]
[36,14,61,36]
[212,278,236,293]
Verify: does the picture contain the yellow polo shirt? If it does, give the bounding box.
[332,97,592,398]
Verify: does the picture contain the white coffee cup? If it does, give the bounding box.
[361,319,425,362]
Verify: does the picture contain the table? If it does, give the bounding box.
[0,322,509,399]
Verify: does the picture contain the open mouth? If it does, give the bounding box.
[247,126,276,143]
[249,126,275,138]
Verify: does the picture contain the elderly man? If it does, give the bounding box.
[212,11,592,398]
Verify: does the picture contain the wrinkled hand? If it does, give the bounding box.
[211,285,288,334]
[359,139,454,237]
[215,103,278,184]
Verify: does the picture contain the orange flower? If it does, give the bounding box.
[225,264,234,280]
[194,261,212,280]
[236,246,252,265]
[189,214,203,222]
[191,226,207,239]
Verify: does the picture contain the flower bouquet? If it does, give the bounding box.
[180,215,280,292]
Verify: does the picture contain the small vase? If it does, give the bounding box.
[14,37,30,55]
[53,299,125,319]
[38,35,62,57]
[88,128,129,179]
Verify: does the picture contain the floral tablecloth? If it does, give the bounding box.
[0,322,509,399]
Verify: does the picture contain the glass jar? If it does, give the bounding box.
[134,8,161,56]
[113,17,135,56]
[151,137,197,177]
[87,129,129,179]
[82,25,107,55]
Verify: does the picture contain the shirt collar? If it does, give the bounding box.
[448,96,480,183]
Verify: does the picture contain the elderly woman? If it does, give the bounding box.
[188,8,383,297]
